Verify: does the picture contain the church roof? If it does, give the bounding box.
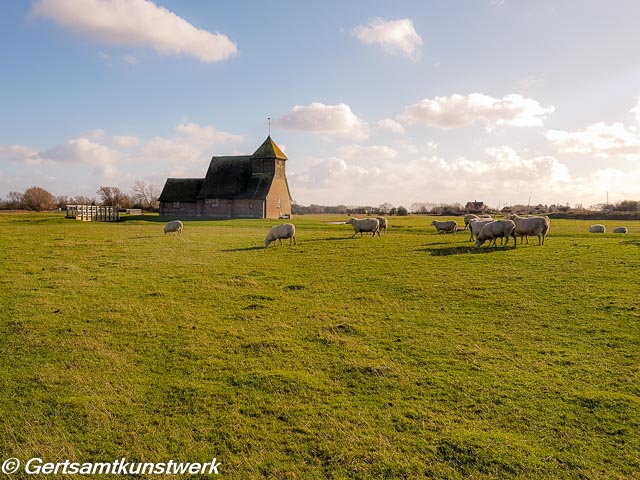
[198,156,252,199]
[159,137,289,203]
[158,178,204,202]
[251,136,287,160]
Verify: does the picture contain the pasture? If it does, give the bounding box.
[1,212,639,479]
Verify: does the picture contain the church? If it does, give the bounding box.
[158,136,292,219]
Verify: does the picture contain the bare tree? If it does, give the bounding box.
[71,195,96,205]
[97,186,129,207]
[54,195,69,209]
[23,186,55,211]
[3,191,25,209]
[378,202,394,214]
[131,180,160,209]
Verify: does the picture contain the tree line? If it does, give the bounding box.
[292,202,409,216]
[0,181,160,211]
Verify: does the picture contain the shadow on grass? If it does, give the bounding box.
[621,240,640,247]
[309,236,360,242]
[222,246,266,252]
[222,236,357,251]
[119,215,233,223]
[419,245,516,256]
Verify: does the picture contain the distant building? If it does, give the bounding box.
[465,200,486,213]
[158,136,292,219]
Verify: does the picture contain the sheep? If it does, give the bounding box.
[163,220,184,235]
[345,217,380,238]
[508,214,550,245]
[376,216,388,234]
[264,223,296,247]
[468,218,494,242]
[613,226,628,234]
[463,214,479,230]
[589,224,606,233]
[431,220,458,234]
[475,220,517,248]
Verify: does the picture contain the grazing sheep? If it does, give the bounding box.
[345,217,380,238]
[163,220,184,235]
[463,214,479,230]
[589,224,606,233]
[475,220,517,248]
[264,223,297,247]
[468,218,494,242]
[613,226,628,234]
[431,220,458,234]
[508,214,550,245]
[376,216,388,234]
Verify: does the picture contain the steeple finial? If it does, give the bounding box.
[267,117,271,137]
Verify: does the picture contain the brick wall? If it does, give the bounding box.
[160,202,198,217]
[265,177,292,219]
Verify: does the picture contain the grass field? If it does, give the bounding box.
[1,212,639,479]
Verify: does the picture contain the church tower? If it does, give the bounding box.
[250,136,292,218]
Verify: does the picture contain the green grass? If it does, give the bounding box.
[1,212,639,479]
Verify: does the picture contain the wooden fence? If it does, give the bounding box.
[66,205,120,222]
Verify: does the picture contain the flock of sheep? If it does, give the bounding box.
[429,213,549,248]
[162,213,629,248]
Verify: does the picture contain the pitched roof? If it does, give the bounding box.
[252,136,287,160]
[159,137,289,203]
[198,156,252,199]
[158,178,204,202]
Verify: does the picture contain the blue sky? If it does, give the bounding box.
[2,0,640,208]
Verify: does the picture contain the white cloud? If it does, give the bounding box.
[0,121,243,195]
[353,17,422,61]
[112,135,140,148]
[31,0,238,63]
[0,138,123,180]
[275,102,370,140]
[175,122,244,146]
[400,93,555,129]
[376,118,406,134]
[546,122,640,158]
[631,96,640,124]
[336,145,398,161]
[139,137,202,163]
[0,145,40,164]
[123,54,140,65]
[290,145,575,206]
[42,138,122,178]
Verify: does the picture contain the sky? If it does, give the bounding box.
[1,0,640,209]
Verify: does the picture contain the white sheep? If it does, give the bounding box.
[264,223,297,247]
[431,220,458,234]
[589,224,606,233]
[508,214,550,245]
[463,214,479,230]
[613,226,628,234]
[468,218,494,242]
[475,220,517,248]
[163,220,184,235]
[345,217,380,238]
[376,216,388,234]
